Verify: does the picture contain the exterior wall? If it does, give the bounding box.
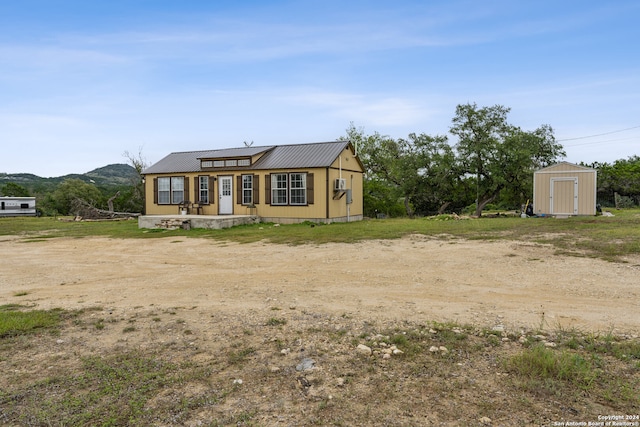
[533,163,597,216]
[143,163,364,221]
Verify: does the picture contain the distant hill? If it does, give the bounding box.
[0,164,139,193]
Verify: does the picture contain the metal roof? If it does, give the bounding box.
[142,141,352,174]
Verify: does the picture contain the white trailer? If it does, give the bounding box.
[0,197,38,217]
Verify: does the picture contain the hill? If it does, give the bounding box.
[0,164,138,192]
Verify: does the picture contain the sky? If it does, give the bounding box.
[1,1,639,177]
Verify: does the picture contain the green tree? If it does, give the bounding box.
[450,103,564,216]
[1,182,30,197]
[591,156,640,206]
[345,123,457,217]
[44,179,103,216]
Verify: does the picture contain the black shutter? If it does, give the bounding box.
[184,176,190,203]
[153,178,158,204]
[265,174,271,205]
[307,173,314,204]
[236,175,242,204]
[253,175,260,204]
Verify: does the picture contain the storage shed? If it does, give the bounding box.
[533,162,597,216]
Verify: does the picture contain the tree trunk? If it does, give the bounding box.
[437,201,451,215]
[474,194,497,217]
[404,196,414,218]
[107,191,120,213]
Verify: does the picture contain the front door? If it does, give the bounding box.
[218,176,233,214]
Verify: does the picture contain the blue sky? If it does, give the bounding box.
[1,1,639,177]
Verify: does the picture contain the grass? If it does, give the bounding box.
[0,305,65,338]
[0,309,638,425]
[2,209,640,261]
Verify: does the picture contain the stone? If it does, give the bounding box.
[281,348,291,355]
[356,344,372,356]
[296,358,316,371]
[392,348,404,355]
[429,346,439,352]
[479,416,492,424]
[544,341,557,348]
[439,346,448,353]
[382,353,391,359]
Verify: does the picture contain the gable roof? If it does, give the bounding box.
[142,141,356,174]
[535,161,596,174]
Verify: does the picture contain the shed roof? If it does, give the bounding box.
[535,161,596,174]
[142,141,356,174]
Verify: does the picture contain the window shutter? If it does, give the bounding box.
[253,175,260,204]
[209,176,215,204]
[194,177,199,202]
[265,174,271,204]
[236,175,242,204]
[184,176,190,202]
[153,178,158,204]
[307,173,314,204]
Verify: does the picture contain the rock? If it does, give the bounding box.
[296,358,316,371]
[479,416,492,424]
[439,346,448,353]
[336,377,345,387]
[269,366,281,373]
[392,348,404,355]
[382,353,391,359]
[544,341,557,348]
[356,344,372,356]
[429,346,439,352]
[281,348,291,355]
[233,379,243,385]
[429,329,437,334]
[492,325,505,332]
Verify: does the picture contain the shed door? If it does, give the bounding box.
[550,178,578,215]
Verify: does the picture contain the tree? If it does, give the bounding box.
[345,124,454,217]
[1,182,30,197]
[123,147,149,214]
[44,179,103,216]
[591,156,640,206]
[450,103,564,216]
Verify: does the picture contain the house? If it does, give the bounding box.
[533,161,597,216]
[140,141,364,225]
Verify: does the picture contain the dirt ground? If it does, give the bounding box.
[2,235,640,425]
[2,235,639,335]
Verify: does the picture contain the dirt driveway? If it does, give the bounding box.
[2,235,639,335]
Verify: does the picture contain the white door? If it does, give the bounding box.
[218,176,233,214]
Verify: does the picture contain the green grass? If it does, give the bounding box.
[0,305,65,338]
[2,209,639,262]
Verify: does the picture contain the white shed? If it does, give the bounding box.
[533,162,597,216]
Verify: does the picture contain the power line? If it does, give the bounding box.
[557,125,640,142]
[564,136,638,147]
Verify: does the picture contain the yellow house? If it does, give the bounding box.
[141,141,364,224]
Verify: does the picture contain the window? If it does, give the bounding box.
[199,176,209,203]
[201,160,213,168]
[213,160,225,167]
[171,177,184,204]
[271,173,288,205]
[242,175,253,205]
[290,173,306,205]
[269,173,308,206]
[238,159,250,166]
[157,176,184,204]
[158,177,170,204]
[225,159,237,167]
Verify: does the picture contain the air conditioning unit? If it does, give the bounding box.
[334,178,346,191]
